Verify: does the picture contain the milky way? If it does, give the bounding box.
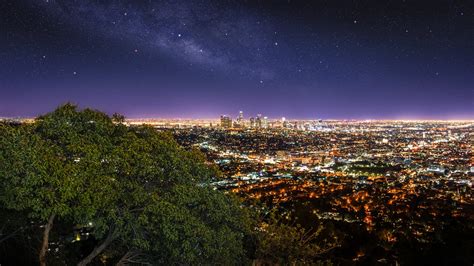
[39,0,276,80]
[0,0,472,119]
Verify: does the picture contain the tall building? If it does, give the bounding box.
[220,115,232,128]
[250,117,255,128]
[282,117,289,128]
[237,111,243,122]
[235,111,244,128]
[263,116,268,128]
[256,114,262,129]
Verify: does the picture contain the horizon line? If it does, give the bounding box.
[2,116,473,123]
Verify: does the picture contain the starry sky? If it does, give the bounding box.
[0,0,472,119]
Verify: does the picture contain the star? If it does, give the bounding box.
[5,0,470,121]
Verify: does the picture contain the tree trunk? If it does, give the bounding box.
[39,214,55,266]
[77,229,116,266]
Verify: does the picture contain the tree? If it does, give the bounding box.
[254,213,340,265]
[0,104,120,265]
[112,113,126,124]
[0,104,252,265]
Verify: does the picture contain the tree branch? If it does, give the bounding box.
[77,228,117,266]
[0,227,22,244]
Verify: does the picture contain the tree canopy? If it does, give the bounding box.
[0,104,252,265]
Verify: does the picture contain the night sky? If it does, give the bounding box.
[1,0,472,119]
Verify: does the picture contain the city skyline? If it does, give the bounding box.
[1,110,474,121]
[2,112,474,121]
[1,0,473,119]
